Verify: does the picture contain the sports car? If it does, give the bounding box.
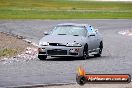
[38,23,103,60]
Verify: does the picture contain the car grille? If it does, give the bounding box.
[49,43,66,46]
[47,49,67,55]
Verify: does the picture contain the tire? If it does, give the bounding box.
[94,42,103,57]
[38,55,47,60]
[82,45,89,60]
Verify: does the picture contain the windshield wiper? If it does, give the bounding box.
[57,34,67,35]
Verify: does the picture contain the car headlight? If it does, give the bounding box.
[39,42,49,46]
[66,43,82,47]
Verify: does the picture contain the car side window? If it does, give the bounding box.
[91,26,96,33]
[87,26,96,34]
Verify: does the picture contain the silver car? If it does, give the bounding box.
[38,23,103,60]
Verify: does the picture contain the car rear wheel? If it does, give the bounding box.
[38,55,47,60]
[94,42,103,57]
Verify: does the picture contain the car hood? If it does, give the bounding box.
[39,35,85,44]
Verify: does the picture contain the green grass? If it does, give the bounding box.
[0,0,132,19]
[0,48,17,57]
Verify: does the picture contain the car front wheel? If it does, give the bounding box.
[82,45,89,60]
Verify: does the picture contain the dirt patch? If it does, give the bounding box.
[0,32,38,64]
[0,32,33,58]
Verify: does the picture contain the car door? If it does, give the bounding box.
[90,26,99,49]
[87,26,97,50]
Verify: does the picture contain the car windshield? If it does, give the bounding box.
[50,26,87,36]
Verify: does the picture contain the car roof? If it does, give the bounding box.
[57,23,90,27]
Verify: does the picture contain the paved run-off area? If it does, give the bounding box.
[0,19,132,87]
[38,83,132,88]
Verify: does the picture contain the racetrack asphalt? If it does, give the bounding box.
[0,19,132,87]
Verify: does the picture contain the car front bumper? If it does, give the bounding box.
[38,46,84,57]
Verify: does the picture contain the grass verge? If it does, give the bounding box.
[0,0,132,19]
[0,10,132,19]
[0,48,17,57]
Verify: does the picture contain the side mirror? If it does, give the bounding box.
[89,33,95,36]
[44,32,49,35]
[95,29,98,32]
